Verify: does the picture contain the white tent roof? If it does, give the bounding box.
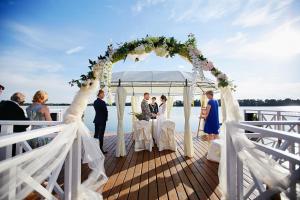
[110,71,217,96]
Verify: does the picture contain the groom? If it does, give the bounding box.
[141,92,154,121]
[93,89,108,154]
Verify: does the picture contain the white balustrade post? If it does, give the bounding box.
[8,166,17,200]
[64,143,73,200]
[257,111,262,121]
[226,122,238,200]
[276,111,281,130]
[298,124,300,156]
[237,157,243,199]
[71,131,81,198]
[0,125,14,160]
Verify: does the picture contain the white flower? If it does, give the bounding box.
[217,73,227,80]
[202,60,214,71]
[154,47,168,57]
[127,53,149,61]
[134,45,145,54]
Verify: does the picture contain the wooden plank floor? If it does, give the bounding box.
[97,133,222,200]
[26,133,259,200]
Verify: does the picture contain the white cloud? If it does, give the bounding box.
[0,71,78,103]
[235,80,300,99]
[132,0,166,13]
[65,46,84,55]
[202,17,300,60]
[169,0,241,23]
[237,18,300,60]
[0,51,64,73]
[233,0,293,27]
[225,32,247,44]
[0,50,79,103]
[6,21,91,52]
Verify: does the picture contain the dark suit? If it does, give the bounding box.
[0,100,29,132]
[93,98,108,152]
[0,100,29,157]
[149,102,158,119]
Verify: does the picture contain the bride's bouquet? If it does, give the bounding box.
[130,112,144,121]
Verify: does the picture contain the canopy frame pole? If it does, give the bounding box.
[197,91,206,138]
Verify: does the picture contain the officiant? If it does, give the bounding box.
[149,97,158,119]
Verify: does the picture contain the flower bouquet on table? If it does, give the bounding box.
[130,112,144,121]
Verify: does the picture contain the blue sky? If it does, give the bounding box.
[0,0,300,103]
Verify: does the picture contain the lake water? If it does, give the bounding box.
[49,106,300,133]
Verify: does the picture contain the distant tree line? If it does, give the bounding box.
[237,98,300,106]
[22,98,300,107]
[173,98,300,107]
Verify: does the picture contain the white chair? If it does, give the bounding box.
[158,120,177,151]
[133,120,153,152]
[207,139,222,162]
[151,119,158,142]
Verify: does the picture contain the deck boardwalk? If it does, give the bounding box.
[99,133,222,200]
[26,132,259,200]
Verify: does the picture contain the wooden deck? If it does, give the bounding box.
[92,133,223,200]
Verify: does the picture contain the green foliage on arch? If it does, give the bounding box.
[69,34,231,88]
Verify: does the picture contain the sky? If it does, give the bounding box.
[0,0,299,103]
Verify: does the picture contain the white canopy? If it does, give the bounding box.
[110,70,217,158]
[110,71,217,96]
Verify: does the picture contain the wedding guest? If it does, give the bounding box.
[141,92,152,121]
[93,89,108,154]
[149,97,158,119]
[26,90,52,148]
[202,90,220,141]
[0,84,4,96]
[0,92,29,132]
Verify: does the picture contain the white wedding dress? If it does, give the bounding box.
[156,103,166,145]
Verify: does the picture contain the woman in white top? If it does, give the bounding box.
[156,95,167,144]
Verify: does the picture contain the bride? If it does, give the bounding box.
[156,95,167,144]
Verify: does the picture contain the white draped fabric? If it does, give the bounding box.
[115,87,127,157]
[159,120,177,151]
[167,95,173,119]
[0,77,108,200]
[133,120,153,152]
[183,86,194,157]
[218,86,290,198]
[131,96,138,132]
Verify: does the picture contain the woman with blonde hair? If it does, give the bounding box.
[26,90,52,148]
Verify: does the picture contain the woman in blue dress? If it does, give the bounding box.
[202,90,220,141]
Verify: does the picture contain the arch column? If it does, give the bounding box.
[183,85,194,157]
[131,95,138,132]
[115,86,127,157]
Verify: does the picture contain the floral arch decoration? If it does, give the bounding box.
[69,34,231,91]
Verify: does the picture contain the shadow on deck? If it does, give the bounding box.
[85,133,223,200]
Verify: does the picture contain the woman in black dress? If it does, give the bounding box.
[149,97,158,119]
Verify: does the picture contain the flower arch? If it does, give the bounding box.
[69,34,231,90]
[62,35,242,198]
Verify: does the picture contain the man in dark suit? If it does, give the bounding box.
[0,92,29,132]
[0,84,4,96]
[93,89,108,154]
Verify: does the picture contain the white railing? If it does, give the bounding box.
[244,109,300,130]
[226,120,300,200]
[0,121,82,200]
